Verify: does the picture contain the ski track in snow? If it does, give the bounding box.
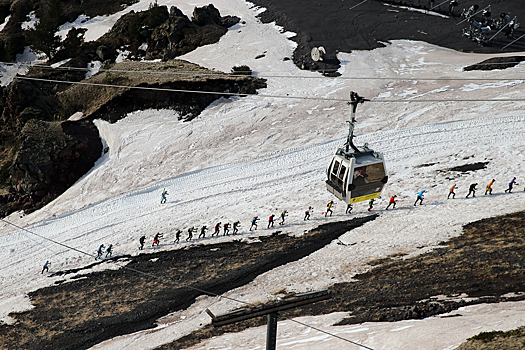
[10,114,525,250]
[3,115,525,317]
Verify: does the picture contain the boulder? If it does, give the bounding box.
[221,15,241,28]
[169,6,184,18]
[1,79,58,132]
[147,10,227,60]
[96,45,115,62]
[192,4,222,26]
[8,119,102,212]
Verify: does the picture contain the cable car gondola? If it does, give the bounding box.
[326,92,388,213]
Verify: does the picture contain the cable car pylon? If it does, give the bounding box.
[326,92,388,214]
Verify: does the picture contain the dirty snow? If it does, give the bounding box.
[1,0,525,349]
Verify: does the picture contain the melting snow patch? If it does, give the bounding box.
[230,136,245,143]
[460,80,524,92]
[21,11,38,30]
[57,15,90,41]
[390,325,414,332]
[116,49,131,63]
[280,334,331,345]
[397,88,418,98]
[68,112,84,121]
[0,15,10,31]
[51,58,72,68]
[86,61,102,78]
[384,3,449,18]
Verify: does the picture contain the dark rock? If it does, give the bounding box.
[464,56,525,71]
[139,28,153,39]
[192,4,222,26]
[0,3,252,217]
[1,79,58,132]
[96,45,115,62]
[7,119,102,214]
[147,12,227,60]
[0,34,27,62]
[169,6,184,18]
[221,15,240,28]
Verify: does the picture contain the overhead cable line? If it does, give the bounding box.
[2,61,525,81]
[0,217,252,306]
[278,314,375,350]
[429,0,449,11]
[13,76,525,103]
[349,0,369,11]
[0,217,375,349]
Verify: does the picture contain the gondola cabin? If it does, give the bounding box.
[326,145,387,205]
[325,92,388,211]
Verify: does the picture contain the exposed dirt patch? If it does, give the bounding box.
[0,216,375,350]
[416,162,438,168]
[447,161,489,173]
[159,211,525,350]
[464,56,525,71]
[249,0,525,71]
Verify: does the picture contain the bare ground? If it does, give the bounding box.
[159,210,525,349]
[249,0,525,71]
[0,216,376,350]
[2,210,525,350]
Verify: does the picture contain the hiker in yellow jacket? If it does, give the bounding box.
[485,179,495,195]
[325,201,334,217]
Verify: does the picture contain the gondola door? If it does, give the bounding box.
[326,156,352,201]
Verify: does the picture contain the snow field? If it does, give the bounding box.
[1,0,525,348]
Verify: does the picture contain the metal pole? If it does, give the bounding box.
[266,312,278,350]
[503,33,525,49]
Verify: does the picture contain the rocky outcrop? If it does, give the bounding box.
[0,61,265,216]
[0,0,138,62]
[93,4,239,61]
[58,60,266,123]
[145,4,239,61]
[0,3,248,217]
[6,119,102,214]
[1,79,59,132]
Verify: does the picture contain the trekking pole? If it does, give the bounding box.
[429,0,449,11]
[503,33,525,49]
[488,20,512,42]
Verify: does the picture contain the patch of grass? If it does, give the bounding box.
[467,327,525,343]
[102,73,130,85]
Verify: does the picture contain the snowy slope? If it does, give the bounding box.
[2,0,525,349]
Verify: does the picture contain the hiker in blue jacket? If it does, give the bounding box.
[414,190,426,206]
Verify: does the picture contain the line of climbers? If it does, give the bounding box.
[144,176,522,249]
[40,176,523,272]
